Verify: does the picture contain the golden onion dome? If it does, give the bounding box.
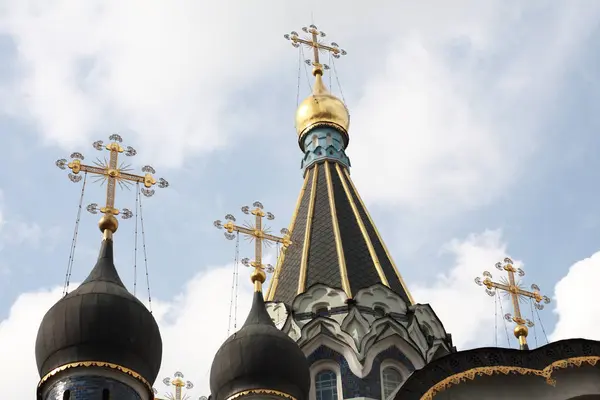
[295,69,350,141]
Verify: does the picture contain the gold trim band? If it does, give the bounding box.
[335,163,389,287]
[267,170,311,301]
[421,356,600,399]
[227,388,297,400]
[298,122,348,146]
[38,361,153,394]
[325,161,352,297]
[298,164,319,294]
[343,168,415,305]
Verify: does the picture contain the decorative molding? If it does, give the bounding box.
[421,356,600,400]
[38,361,153,396]
[341,307,370,350]
[354,284,408,315]
[226,388,297,400]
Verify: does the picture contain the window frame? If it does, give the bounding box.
[310,360,343,400]
[380,360,408,400]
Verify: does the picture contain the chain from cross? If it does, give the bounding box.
[55,134,169,222]
[475,257,550,348]
[214,201,291,285]
[154,371,194,400]
[284,24,347,73]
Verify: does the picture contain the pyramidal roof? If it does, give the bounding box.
[267,159,413,305]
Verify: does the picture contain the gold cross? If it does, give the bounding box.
[475,257,550,349]
[56,134,168,234]
[156,371,194,400]
[214,201,291,290]
[284,24,347,74]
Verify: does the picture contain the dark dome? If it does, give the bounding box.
[210,291,310,400]
[35,239,162,387]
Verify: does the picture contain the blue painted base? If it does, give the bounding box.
[43,374,141,400]
[301,127,351,172]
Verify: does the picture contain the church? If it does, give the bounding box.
[34,25,600,400]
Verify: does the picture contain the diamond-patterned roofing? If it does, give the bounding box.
[268,160,413,305]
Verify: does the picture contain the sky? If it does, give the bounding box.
[1,0,600,398]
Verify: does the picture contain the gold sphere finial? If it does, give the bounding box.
[514,324,528,339]
[99,214,119,235]
[250,268,266,284]
[295,69,350,143]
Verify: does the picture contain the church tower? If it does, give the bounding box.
[265,25,455,400]
[35,136,164,399]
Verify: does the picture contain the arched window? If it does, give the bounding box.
[315,370,338,400]
[312,135,318,148]
[382,367,402,399]
[102,388,110,400]
[326,133,333,146]
[63,390,70,400]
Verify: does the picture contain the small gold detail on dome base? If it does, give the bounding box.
[420,356,600,400]
[38,361,153,396]
[227,388,297,400]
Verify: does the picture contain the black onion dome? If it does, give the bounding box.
[35,239,162,386]
[210,291,310,400]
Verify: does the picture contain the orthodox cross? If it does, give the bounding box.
[284,24,347,73]
[214,201,291,289]
[475,257,550,350]
[154,371,194,400]
[56,134,169,231]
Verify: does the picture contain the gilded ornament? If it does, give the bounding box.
[227,388,297,400]
[421,356,600,399]
[284,24,350,143]
[266,169,311,301]
[214,202,291,292]
[38,361,153,395]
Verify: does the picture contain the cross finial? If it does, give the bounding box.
[55,134,169,239]
[214,201,292,292]
[153,371,194,400]
[475,257,551,350]
[284,24,347,76]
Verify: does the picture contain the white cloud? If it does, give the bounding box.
[412,230,514,350]
[1,1,597,214]
[349,2,600,211]
[0,285,64,397]
[550,251,600,342]
[0,265,254,398]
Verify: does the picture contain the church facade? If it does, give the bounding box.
[33,25,600,400]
